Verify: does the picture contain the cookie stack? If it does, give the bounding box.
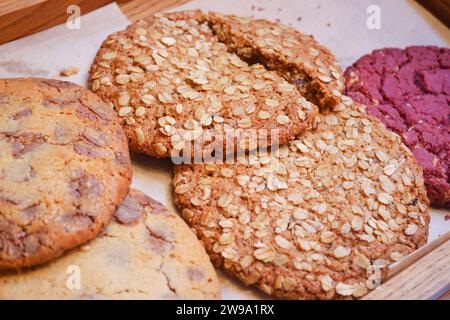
[0,10,432,300]
[0,78,220,299]
[87,10,430,299]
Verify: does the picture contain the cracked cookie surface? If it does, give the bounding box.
[0,78,132,269]
[90,10,318,158]
[173,98,429,299]
[207,12,344,109]
[345,46,450,207]
[0,189,221,299]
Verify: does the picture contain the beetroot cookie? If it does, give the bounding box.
[208,12,345,109]
[0,189,221,299]
[173,98,429,299]
[345,46,450,207]
[90,11,318,158]
[0,78,132,269]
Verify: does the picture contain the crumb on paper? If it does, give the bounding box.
[60,66,79,77]
[297,16,302,22]
[445,214,449,221]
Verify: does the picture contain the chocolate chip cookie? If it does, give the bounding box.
[0,189,221,299]
[90,11,318,158]
[0,78,132,270]
[345,46,450,207]
[173,97,429,299]
[208,12,344,109]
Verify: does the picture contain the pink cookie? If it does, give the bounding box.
[345,46,450,207]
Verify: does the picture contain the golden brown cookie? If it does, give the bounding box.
[173,96,429,299]
[0,189,221,300]
[90,11,318,158]
[0,78,132,270]
[208,12,344,109]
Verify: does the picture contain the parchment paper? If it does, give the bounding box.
[0,0,448,300]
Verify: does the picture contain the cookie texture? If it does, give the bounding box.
[0,189,220,299]
[90,10,318,158]
[173,97,429,299]
[207,12,344,109]
[345,46,450,207]
[0,78,132,269]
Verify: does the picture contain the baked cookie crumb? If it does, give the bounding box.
[59,66,79,77]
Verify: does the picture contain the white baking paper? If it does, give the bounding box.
[0,0,448,300]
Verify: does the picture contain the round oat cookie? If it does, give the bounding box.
[345,46,450,207]
[90,10,318,158]
[0,78,132,270]
[207,12,344,109]
[173,98,430,299]
[0,189,221,299]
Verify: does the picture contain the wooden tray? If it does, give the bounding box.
[0,0,113,45]
[363,232,449,300]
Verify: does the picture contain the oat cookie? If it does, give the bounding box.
[0,189,221,299]
[90,11,318,158]
[345,46,450,207]
[207,12,344,109]
[0,78,132,269]
[173,97,429,299]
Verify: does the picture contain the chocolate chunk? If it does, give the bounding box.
[115,194,144,225]
[187,267,205,282]
[82,127,107,147]
[79,96,113,121]
[69,171,104,198]
[74,142,99,158]
[58,212,93,233]
[11,107,32,120]
[146,234,173,255]
[75,104,100,122]
[42,98,72,110]
[12,142,43,158]
[39,79,79,90]
[147,226,175,242]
